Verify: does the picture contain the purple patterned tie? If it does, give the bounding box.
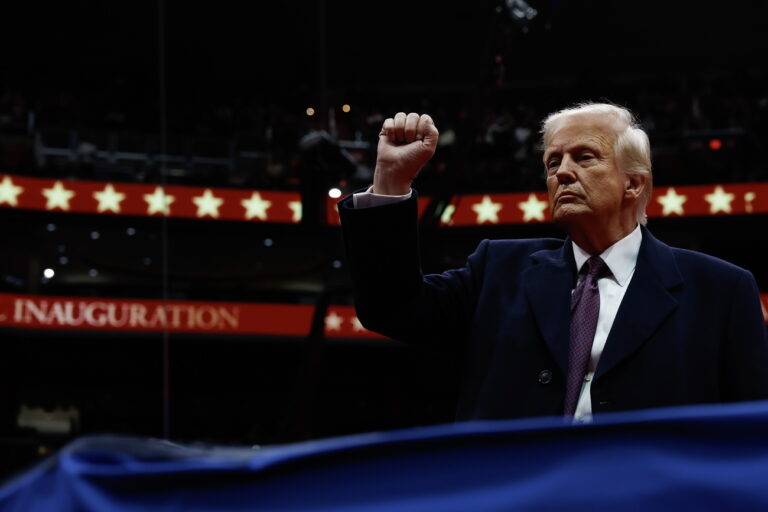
[564,255,609,416]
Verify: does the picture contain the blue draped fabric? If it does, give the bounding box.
[3,401,768,511]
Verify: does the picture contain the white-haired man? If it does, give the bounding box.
[339,103,768,422]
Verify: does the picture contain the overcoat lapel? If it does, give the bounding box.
[523,243,577,376]
[595,227,683,379]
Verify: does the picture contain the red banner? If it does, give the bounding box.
[0,293,387,337]
[0,292,313,335]
[2,173,766,226]
[0,174,301,223]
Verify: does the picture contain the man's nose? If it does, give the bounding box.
[554,155,577,183]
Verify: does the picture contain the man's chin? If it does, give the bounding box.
[551,207,593,231]
[552,207,581,225]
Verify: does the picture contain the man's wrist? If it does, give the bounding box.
[372,166,412,196]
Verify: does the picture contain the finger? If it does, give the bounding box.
[393,112,407,143]
[418,114,439,152]
[380,118,394,142]
[404,112,421,142]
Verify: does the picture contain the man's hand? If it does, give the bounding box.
[373,112,439,195]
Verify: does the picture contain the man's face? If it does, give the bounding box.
[543,114,628,229]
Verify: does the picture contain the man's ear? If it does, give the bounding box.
[624,173,646,199]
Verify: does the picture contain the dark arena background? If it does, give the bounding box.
[1,0,768,505]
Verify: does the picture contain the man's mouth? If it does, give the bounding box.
[557,191,580,202]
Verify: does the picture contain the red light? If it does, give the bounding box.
[709,139,722,150]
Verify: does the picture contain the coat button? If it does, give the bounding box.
[537,369,552,385]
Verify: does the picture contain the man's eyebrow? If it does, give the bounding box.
[572,141,600,152]
[545,142,601,160]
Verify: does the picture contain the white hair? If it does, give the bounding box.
[541,102,653,225]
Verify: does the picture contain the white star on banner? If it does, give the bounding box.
[351,316,366,332]
[288,201,302,222]
[472,195,503,224]
[656,187,687,216]
[192,189,224,218]
[518,194,548,222]
[0,176,24,207]
[144,187,175,216]
[704,185,735,214]
[93,184,126,213]
[325,311,343,331]
[241,192,272,221]
[42,181,75,211]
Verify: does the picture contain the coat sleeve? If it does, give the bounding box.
[338,192,486,348]
[721,269,768,401]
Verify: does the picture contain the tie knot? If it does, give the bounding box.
[584,255,609,280]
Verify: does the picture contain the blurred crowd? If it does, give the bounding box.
[2,72,768,195]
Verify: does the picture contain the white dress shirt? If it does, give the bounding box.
[571,225,642,422]
[353,187,412,209]
[352,188,643,422]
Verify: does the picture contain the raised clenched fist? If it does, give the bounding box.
[373,112,439,195]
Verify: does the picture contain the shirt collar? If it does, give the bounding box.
[571,224,642,287]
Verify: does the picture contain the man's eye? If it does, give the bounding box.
[580,154,595,161]
[547,160,560,169]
